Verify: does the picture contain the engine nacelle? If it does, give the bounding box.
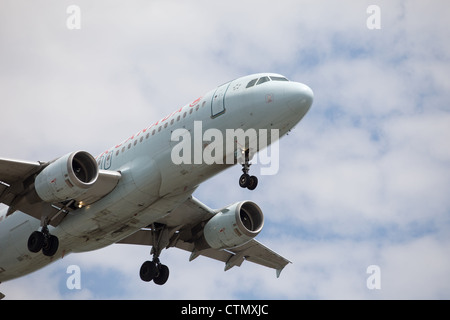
[203,201,264,249]
[35,151,99,203]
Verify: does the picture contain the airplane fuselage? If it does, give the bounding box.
[0,73,313,283]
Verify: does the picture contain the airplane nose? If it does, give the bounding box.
[286,82,314,115]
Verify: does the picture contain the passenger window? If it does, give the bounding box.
[246,78,258,88]
[256,76,270,85]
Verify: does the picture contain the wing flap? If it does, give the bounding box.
[231,239,291,275]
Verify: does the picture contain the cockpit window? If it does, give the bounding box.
[246,75,287,89]
[256,76,270,85]
[270,76,289,82]
[246,78,258,88]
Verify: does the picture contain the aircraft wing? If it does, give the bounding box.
[0,157,45,218]
[0,155,121,226]
[118,196,291,277]
[0,158,44,183]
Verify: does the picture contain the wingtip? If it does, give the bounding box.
[189,249,200,262]
[276,261,291,278]
[276,268,283,278]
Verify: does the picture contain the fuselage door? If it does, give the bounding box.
[211,82,230,118]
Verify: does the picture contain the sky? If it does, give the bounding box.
[1,0,450,299]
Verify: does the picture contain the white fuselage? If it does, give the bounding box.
[0,73,313,282]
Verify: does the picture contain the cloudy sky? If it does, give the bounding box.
[1,0,450,299]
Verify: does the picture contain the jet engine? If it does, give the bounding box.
[202,201,264,249]
[34,151,99,203]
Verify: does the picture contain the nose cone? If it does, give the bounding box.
[286,82,314,116]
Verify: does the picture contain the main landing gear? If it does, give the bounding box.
[139,223,170,285]
[27,203,71,257]
[239,149,258,190]
[139,258,170,285]
[27,224,59,257]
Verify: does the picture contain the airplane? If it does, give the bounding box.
[0,73,313,297]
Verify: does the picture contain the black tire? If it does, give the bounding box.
[153,264,170,285]
[140,261,158,282]
[42,235,59,257]
[239,174,250,188]
[28,231,44,253]
[247,175,258,190]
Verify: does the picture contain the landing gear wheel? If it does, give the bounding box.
[153,264,170,285]
[239,174,250,188]
[28,231,44,253]
[42,235,59,257]
[140,260,158,282]
[239,174,258,190]
[247,175,258,190]
[27,225,59,256]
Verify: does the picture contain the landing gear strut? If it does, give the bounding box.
[27,224,59,257]
[239,149,258,190]
[139,223,170,285]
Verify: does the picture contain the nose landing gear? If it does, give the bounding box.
[239,149,258,190]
